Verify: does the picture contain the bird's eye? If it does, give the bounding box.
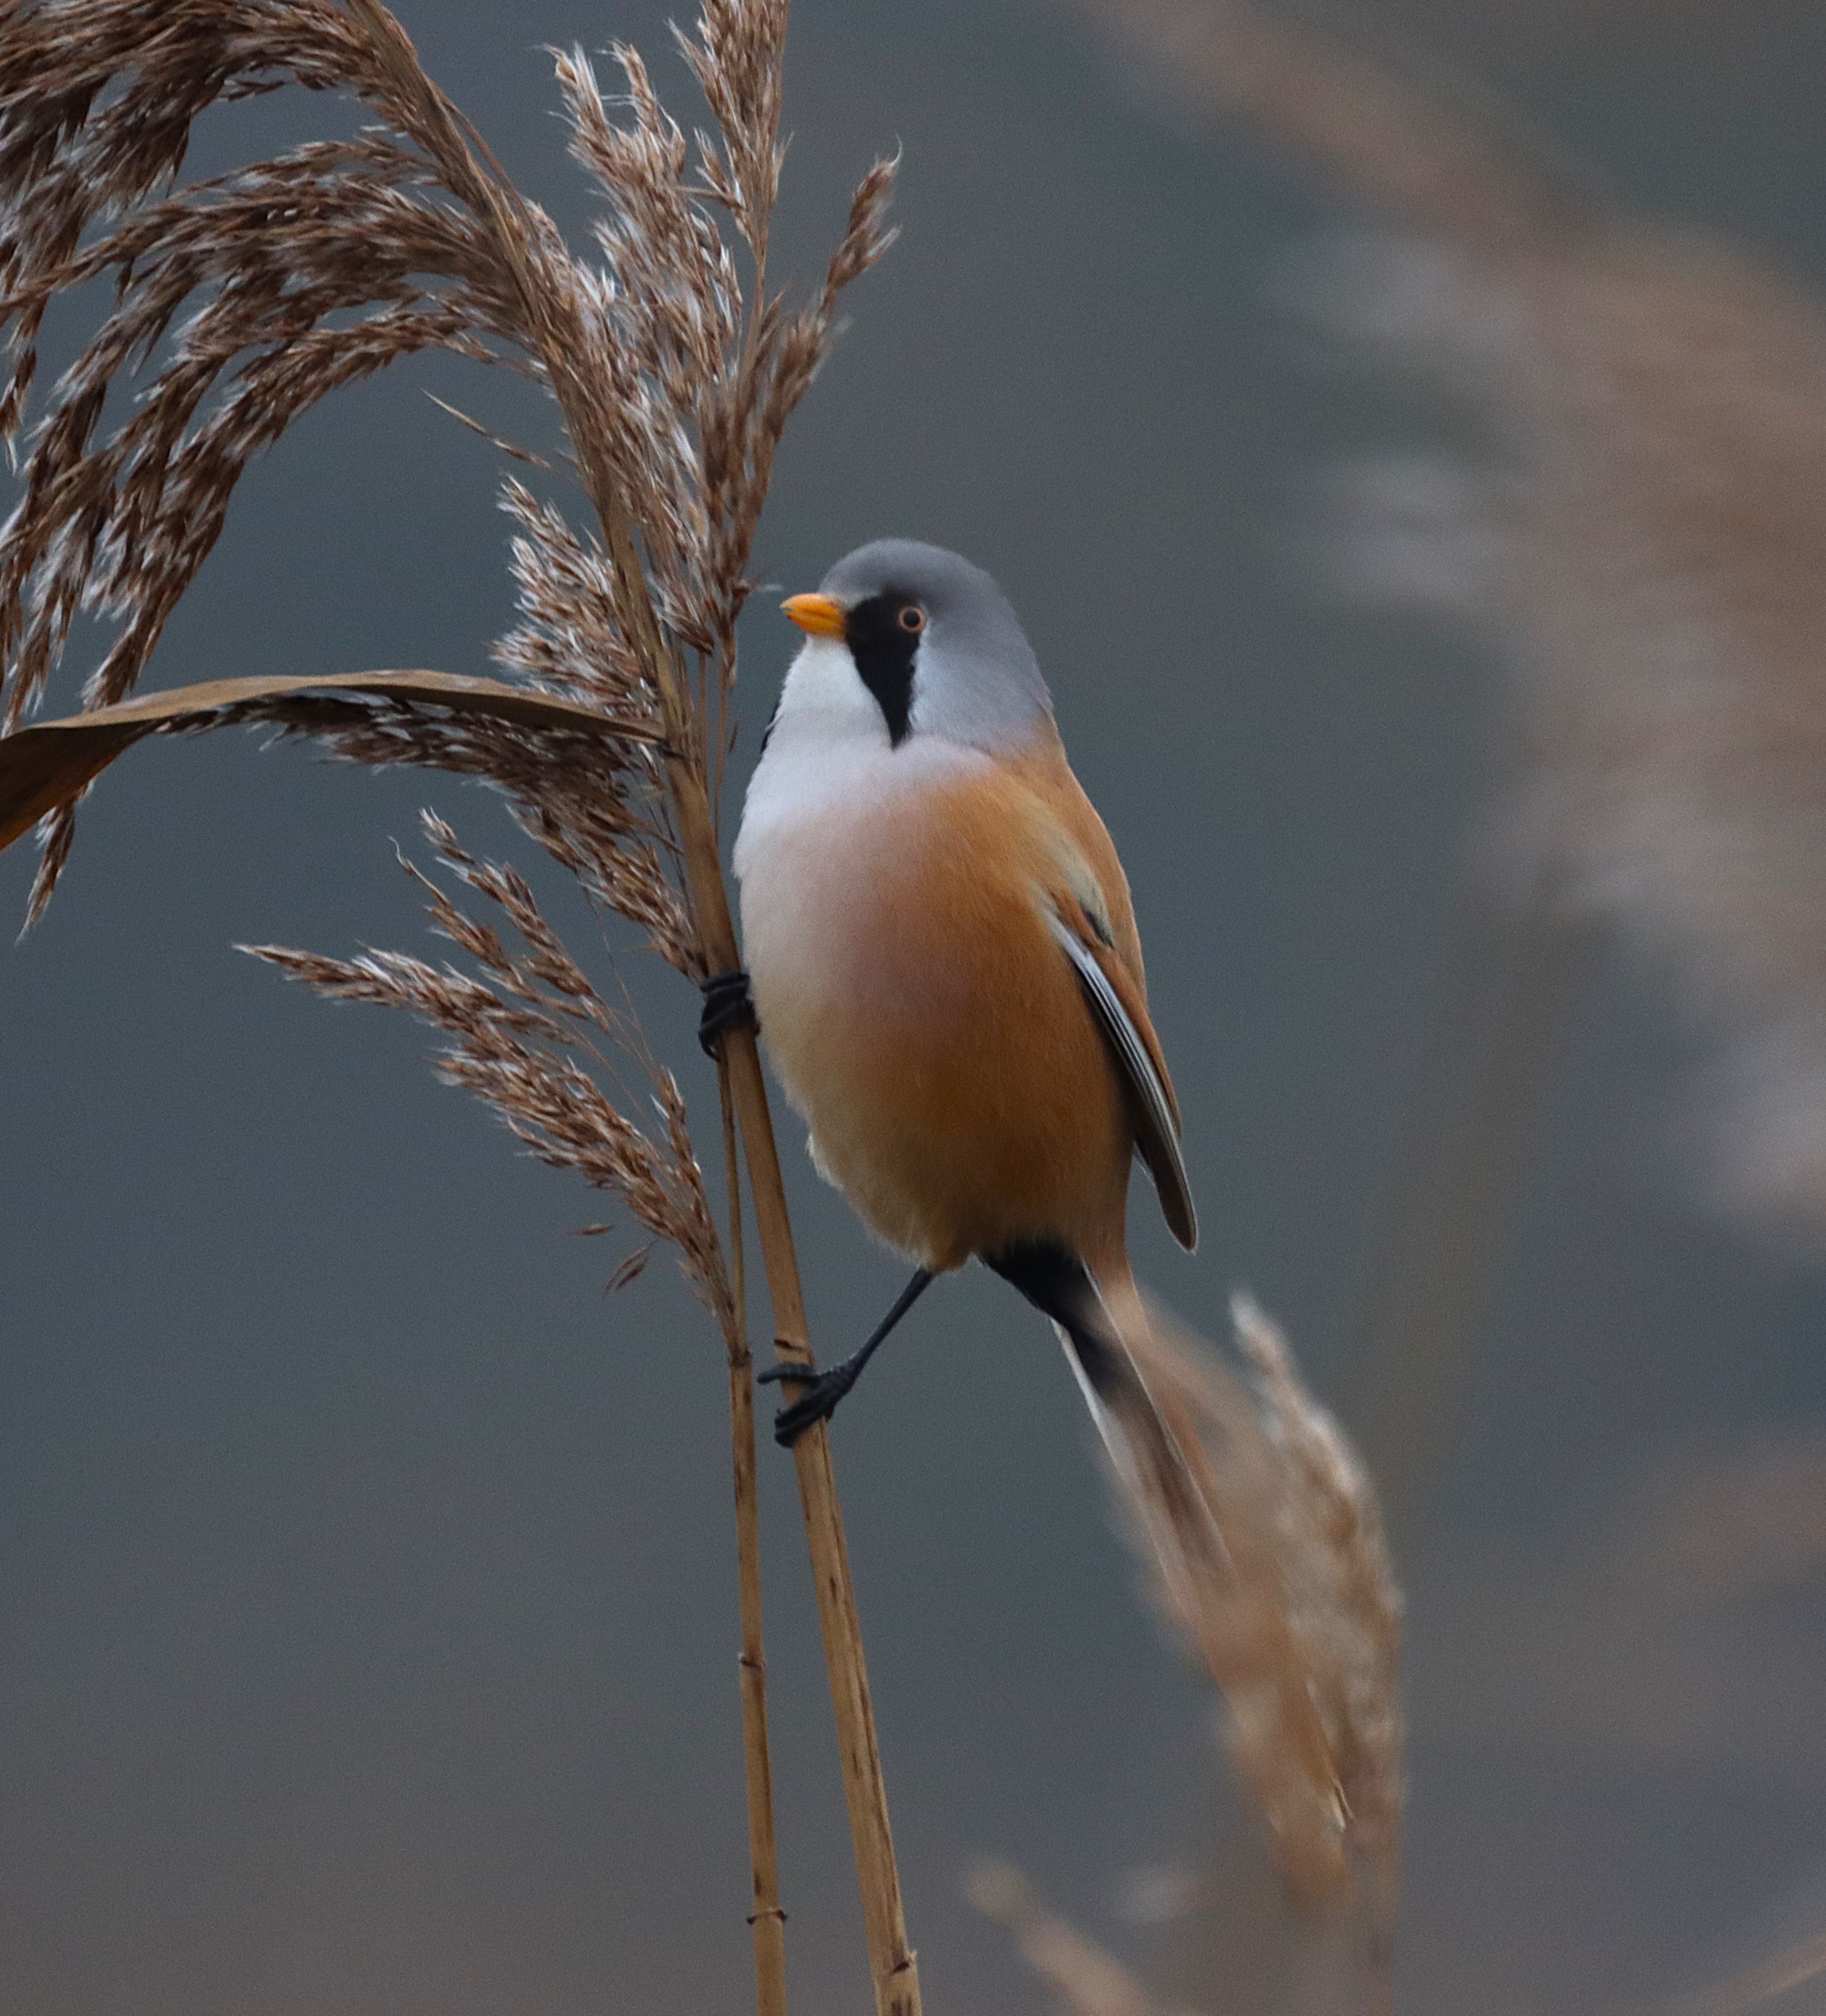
[897,604,925,633]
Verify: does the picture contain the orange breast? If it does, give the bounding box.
[745,758,1134,1273]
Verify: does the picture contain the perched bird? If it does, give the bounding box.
[706,538,1197,1451]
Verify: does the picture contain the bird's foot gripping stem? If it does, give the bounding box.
[757,1357,861,1447]
[698,968,757,1059]
[755,1267,936,1447]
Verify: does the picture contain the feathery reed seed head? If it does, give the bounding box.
[0,0,895,913]
[247,811,736,1330]
[0,0,896,1301]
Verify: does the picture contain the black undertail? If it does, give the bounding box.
[981,1238,1142,1410]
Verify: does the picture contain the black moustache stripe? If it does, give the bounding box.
[843,590,919,746]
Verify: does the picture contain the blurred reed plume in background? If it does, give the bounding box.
[1069,0,1826,1245]
[968,1859,1186,2016]
[1306,222,1826,1245]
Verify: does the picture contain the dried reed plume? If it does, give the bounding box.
[0,0,888,910]
[0,4,911,2013]
[247,814,733,1327]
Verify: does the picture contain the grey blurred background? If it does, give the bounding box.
[4,3,1826,2012]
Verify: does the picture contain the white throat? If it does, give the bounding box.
[765,634,889,750]
[735,635,992,886]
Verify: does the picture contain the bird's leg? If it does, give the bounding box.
[760,1267,935,1446]
[698,968,758,1059]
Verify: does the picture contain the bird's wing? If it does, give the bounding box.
[1047,904,1198,1251]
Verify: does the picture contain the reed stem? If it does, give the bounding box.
[377,34,920,2007]
[677,768,921,2016]
[720,1063,789,2016]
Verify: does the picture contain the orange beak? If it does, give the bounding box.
[782,592,847,639]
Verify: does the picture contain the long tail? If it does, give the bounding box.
[985,1240,1355,1882]
[990,1244,1405,1987]
[982,1241,1219,1551]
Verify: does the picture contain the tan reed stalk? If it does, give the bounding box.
[679,792,921,2016]
[717,1060,788,2016]
[316,41,925,2011]
[391,94,922,1993]
[467,103,918,1978]
[730,1343,789,2016]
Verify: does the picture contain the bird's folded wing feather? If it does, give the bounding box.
[1047,906,1199,1251]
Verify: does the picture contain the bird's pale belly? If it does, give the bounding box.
[738,767,1132,1272]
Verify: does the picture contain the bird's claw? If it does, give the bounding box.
[698,969,757,1059]
[757,1360,857,1446]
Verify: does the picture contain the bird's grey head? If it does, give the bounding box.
[775,538,1054,755]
